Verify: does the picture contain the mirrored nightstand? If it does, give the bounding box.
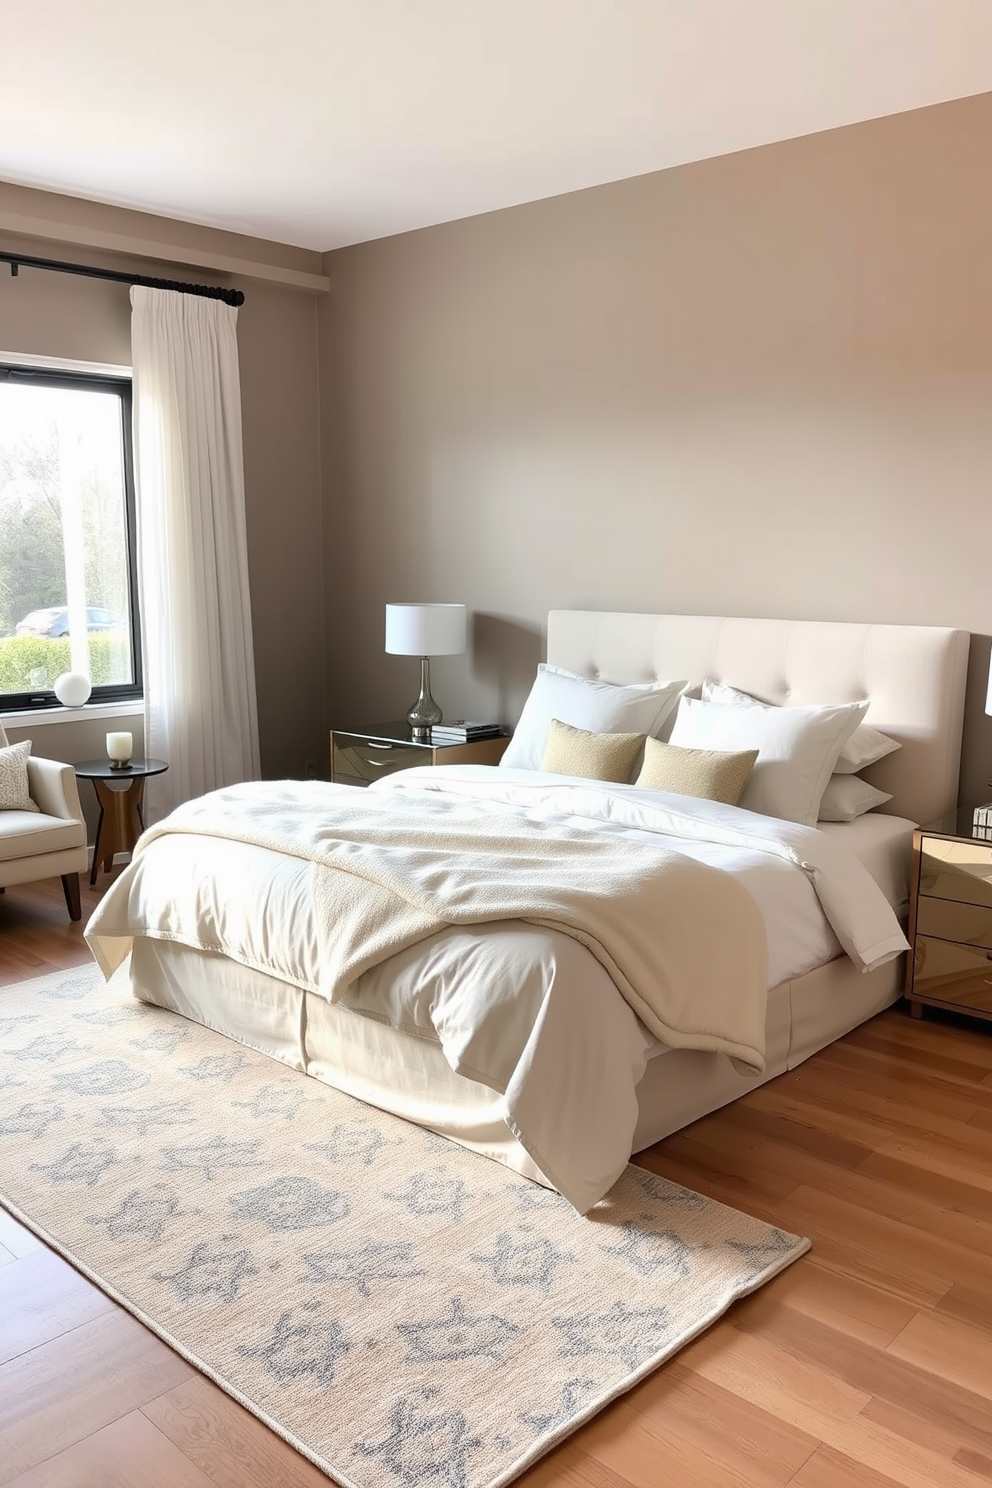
[329,722,508,786]
[906,808,992,1026]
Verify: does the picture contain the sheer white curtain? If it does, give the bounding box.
[130,286,260,822]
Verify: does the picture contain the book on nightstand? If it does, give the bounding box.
[431,721,503,741]
[974,804,992,839]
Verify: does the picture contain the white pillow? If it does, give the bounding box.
[501,664,687,772]
[701,679,899,775]
[817,774,893,823]
[0,739,40,813]
[669,695,869,826]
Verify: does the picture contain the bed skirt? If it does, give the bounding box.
[127,937,902,1189]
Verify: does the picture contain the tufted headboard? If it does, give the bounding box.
[546,611,969,827]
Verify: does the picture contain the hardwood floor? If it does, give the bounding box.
[2,877,991,1487]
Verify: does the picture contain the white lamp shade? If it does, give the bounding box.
[385,603,467,657]
[53,671,92,708]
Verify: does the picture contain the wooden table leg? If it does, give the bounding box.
[89,777,147,883]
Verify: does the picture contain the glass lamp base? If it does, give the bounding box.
[407,657,442,738]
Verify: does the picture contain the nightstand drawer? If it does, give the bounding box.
[913,934,992,1012]
[919,836,992,910]
[331,738,423,784]
[916,896,992,951]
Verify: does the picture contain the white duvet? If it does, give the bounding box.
[85,765,909,1212]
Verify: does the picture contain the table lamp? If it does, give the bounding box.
[385,602,467,737]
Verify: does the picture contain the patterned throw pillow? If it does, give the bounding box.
[0,740,40,812]
[634,737,759,806]
[541,719,646,783]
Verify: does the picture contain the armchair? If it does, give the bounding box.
[0,724,88,921]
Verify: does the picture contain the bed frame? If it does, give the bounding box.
[128,611,970,1187]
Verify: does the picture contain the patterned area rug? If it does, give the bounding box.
[0,964,809,1488]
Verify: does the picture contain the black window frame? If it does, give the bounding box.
[0,361,143,711]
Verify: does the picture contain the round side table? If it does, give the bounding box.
[74,758,169,884]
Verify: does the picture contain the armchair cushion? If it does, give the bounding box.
[0,811,86,863]
[0,740,40,813]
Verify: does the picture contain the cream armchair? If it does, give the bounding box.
[0,724,88,921]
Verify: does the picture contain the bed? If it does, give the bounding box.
[85,611,969,1213]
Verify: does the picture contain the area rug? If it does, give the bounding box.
[0,964,809,1488]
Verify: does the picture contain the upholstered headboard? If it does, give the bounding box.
[546,611,969,827]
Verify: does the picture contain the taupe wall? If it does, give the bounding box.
[319,91,992,810]
[0,188,326,823]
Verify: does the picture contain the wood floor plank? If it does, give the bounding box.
[771,1185,984,1307]
[885,1309,992,1401]
[733,1300,992,1462]
[935,1281,992,1334]
[621,1358,818,1487]
[577,1396,763,1488]
[729,1259,917,1350]
[141,1375,334,1488]
[845,1013,992,1073]
[0,1207,43,1258]
[3,1411,219,1488]
[0,1308,194,1485]
[810,1041,992,1117]
[842,1025,992,1087]
[859,1147,992,1214]
[858,1394,992,1481]
[860,1126,992,1194]
[769,1057,985,1130]
[679,1325,985,1488]
[0,1244,116,1364]
[788,1443,907,1488]
[784,1163,992,1263]
[520,1440,638,1488]
[698,1100,876,1171]
[953,1445,992,1480]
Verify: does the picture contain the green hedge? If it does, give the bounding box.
[0,635,132,693]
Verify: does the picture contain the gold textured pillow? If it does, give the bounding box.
[634,737,758,806]
[541,719,646,783]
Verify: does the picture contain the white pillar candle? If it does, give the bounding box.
[106,731,133,764]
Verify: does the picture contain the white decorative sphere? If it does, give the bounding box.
[53,672,92,708]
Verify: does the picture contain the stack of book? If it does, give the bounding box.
[431,720,503,742]
[974,803,992,841]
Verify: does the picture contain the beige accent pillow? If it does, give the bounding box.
[541,719,646,783]
[634,737,758,806]
[0,739,40,812]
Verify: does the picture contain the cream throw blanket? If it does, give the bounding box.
[88,780,770,1073]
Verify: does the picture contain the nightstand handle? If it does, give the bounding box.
[365,742,393,750]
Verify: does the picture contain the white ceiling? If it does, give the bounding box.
[4,0,992,254]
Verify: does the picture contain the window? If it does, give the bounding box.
[0,363,141,709]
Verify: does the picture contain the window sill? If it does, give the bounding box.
[1,700,143,728]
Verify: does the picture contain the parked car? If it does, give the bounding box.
[15,606,127,637]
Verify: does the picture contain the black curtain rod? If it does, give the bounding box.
[0,249,245,307]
